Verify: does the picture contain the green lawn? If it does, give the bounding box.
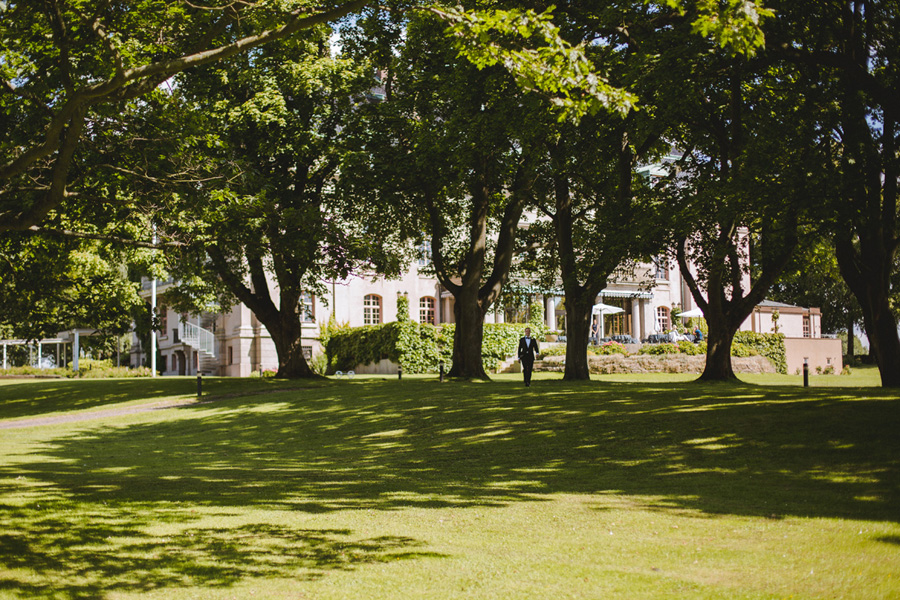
[0,370,898,599]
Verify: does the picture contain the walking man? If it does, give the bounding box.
[517,327,540,387]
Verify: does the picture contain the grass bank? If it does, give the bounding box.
[0,372,897,599]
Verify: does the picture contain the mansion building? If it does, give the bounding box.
[129,253,827,377]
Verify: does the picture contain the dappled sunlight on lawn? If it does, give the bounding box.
[3,378,897,522]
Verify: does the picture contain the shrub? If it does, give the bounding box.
[0,366,67,378]
[730,343,759,357]
[639,343,680,355]
[326,320,539,374]
[732,331,786,373]
[540,345,567,357]
[593,341,629,355]
[78,366,152,378]
[677,341,704,355]
[68,358,113,371]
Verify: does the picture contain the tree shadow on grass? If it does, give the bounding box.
[0,501,439,599]
[5,379,899,520]
[0,377,327,420]
[1,378,898,596]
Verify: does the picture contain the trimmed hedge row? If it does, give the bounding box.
[325,323,787,375]
[326,320,542,374]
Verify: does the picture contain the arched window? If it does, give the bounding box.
[656,306,670,332]
[364,294,382,325]
[419,296,436,325]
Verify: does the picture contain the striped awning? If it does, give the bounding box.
[600,289,653,299]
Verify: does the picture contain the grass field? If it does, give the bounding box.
[0,368,898,599]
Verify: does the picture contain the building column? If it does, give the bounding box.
[546,296,557,330]
[644,301,656,335]
[73,330,80,371]
[631,302,641,339]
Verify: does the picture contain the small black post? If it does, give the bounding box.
[802,357,809,388]
[439,360,444,383]
[398,364,402,380]
[197,372,203,398]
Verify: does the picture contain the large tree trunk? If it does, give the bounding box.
[448,286,489,379]
[562,295,593,380]
[846,315,855,359]
[270,319,316,379]
[699,318,739,381]
[208,246,319,379]
[836,238,900,387]
[862,299,900,387]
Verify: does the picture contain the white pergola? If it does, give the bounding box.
[0,329,96,370]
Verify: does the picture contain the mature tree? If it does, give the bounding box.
[528,1,713,381]
[0,0,373,234]
[769,239,866,353]
[767,0,900,386]
[0,232,143,343]
[140,25,407,378]
[666,56,827,381]
[342,13,547,379]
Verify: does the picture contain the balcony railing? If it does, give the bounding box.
[181,322,215,357]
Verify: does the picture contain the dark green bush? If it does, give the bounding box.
[326,321,538,374]
[732,331,786,373]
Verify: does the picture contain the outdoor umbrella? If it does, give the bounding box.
[591,303,625,338]
[678,307,705,318]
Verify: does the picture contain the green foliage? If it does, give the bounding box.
[431,5,637,120]
[396,294,410,322]
[540,345,566,357]
[733,331,787,374]
[528,302,545,334]
[590,342,629,356]
[677,341,704,355]
[0,364,151,378]
[689,0,774,56]
[76,366,152,379]
[68,358,113,371]
[326,321,539,374]
[838,331,869,356]
[639,343,681,355]
[730,343,759,358]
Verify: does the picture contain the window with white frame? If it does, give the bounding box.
[417,241,432,267]
[656,306,670,332]
[419,296,436,325]
[300,292,315,323]
[364,294,382,325]
[654,256,670,280]
[803,315,811,338]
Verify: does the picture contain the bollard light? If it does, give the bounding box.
[398,364,402,380]
[197,372,203,398]
[803,357,809,388]
[439,360,445,383]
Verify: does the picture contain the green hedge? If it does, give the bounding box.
[326,321,539,374]
[733,331,786,374]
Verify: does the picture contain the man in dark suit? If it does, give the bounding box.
[517,327,540,387]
